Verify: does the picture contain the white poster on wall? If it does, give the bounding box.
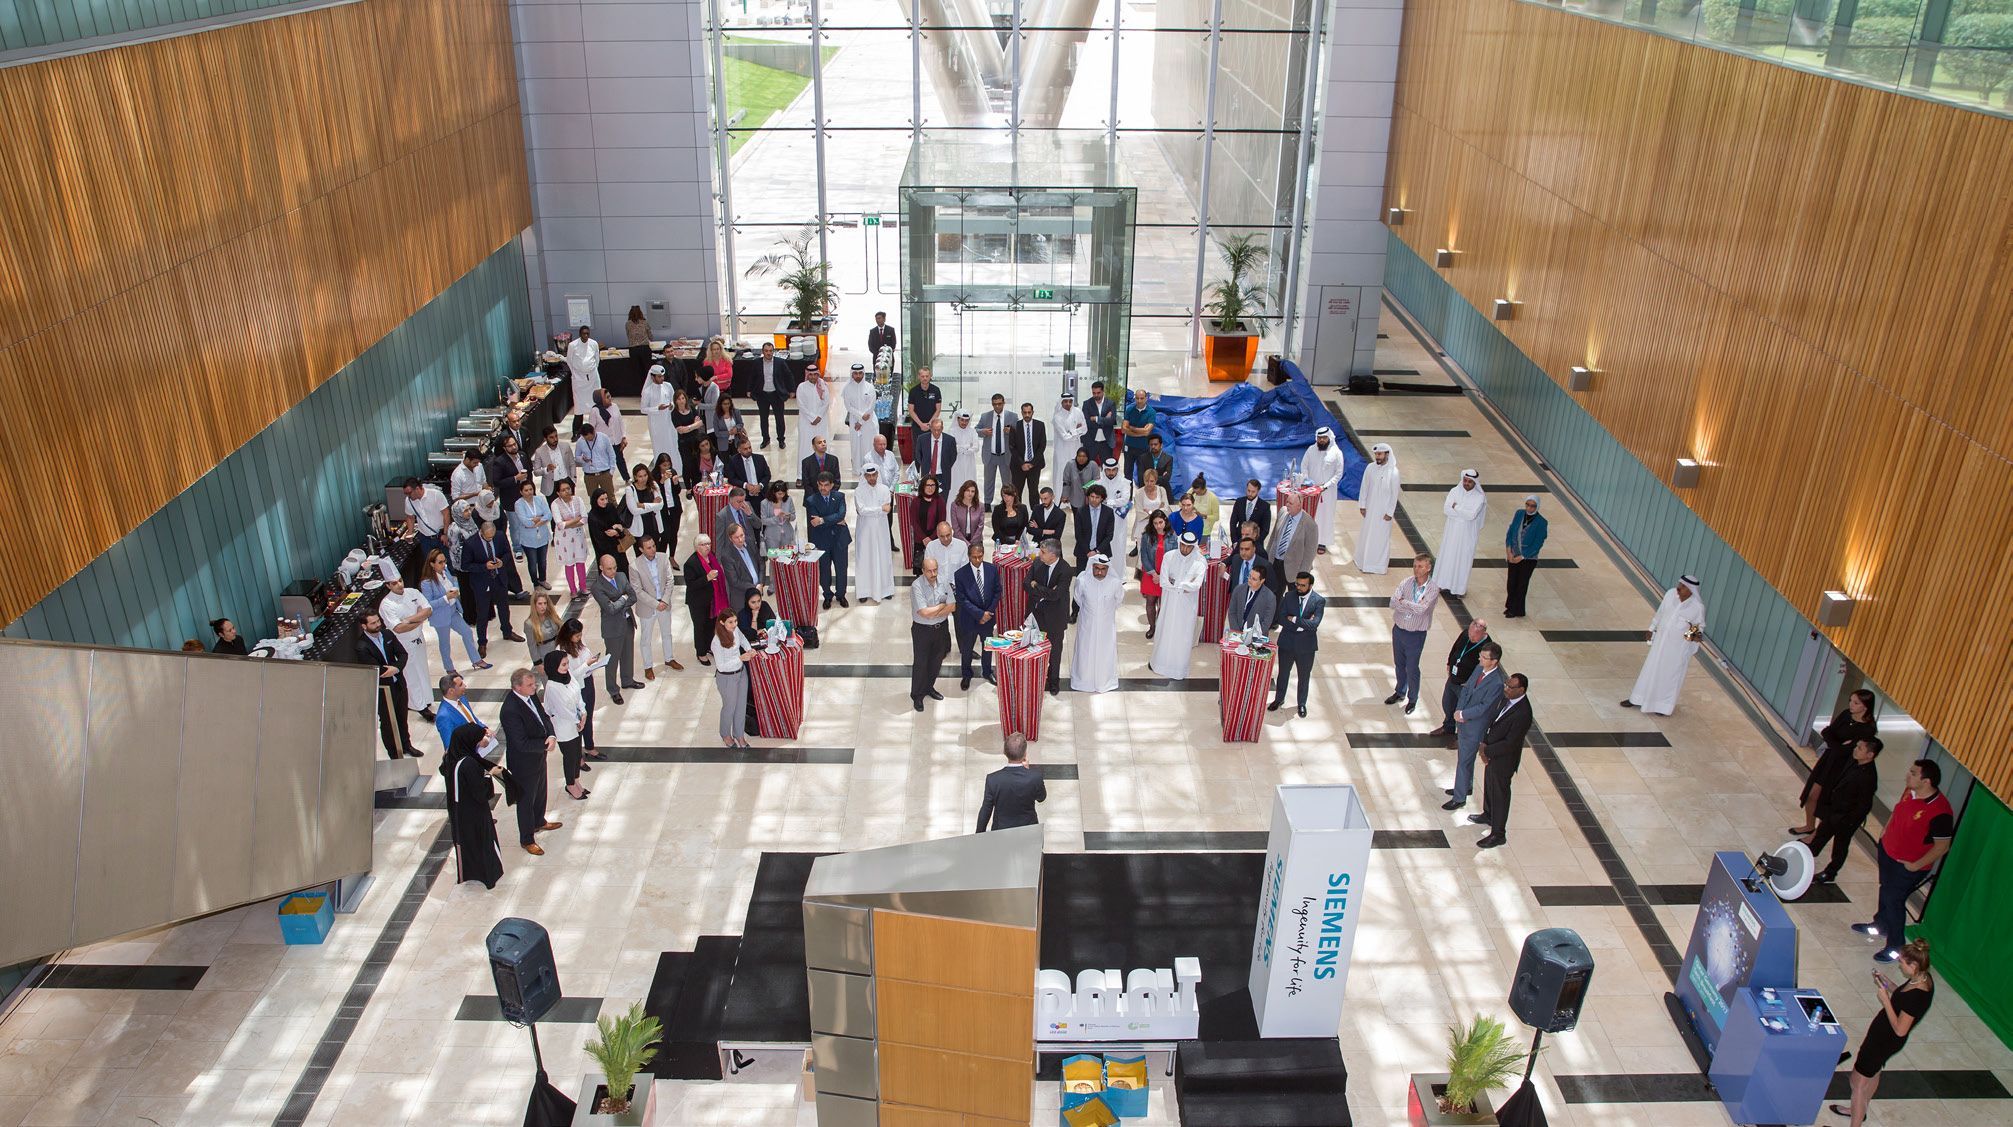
[565,295,592,333]
[1249,784,1375,1038]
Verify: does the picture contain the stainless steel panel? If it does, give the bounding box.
[811,1092,878,1127]
[73,652,183,942]
[802,900,873,974]
[807,969,876,1039]
[253,661,326,893]
[810,1033,877,1101]
[851,887,1040,928]
[172,658,263,918]
[803,824,1041,927]
[316,665,379,878]
[0,646,90,965]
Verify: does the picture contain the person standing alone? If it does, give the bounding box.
[977,734,1046,831]
[1502,495,1548,617]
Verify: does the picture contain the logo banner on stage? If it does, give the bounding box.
[1249,784,1374,1038]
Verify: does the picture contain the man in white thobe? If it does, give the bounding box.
[1354,442,1402,574]
[852,465,897,602]
[1097,459,1133,523]
[1299,426,1347,552]
[1052,394,1087,472]
[377,576,436,721]
[1070,554,1125,693]
[795,365,832,450]
[563,325,601,428]
[1624,575,1706,716]
[1149,533,1208,680]
[1432,470,1488,595]
[841,363,878,476]
[924,522,969,579]
[948,409,981,491]
[641,364,678,463]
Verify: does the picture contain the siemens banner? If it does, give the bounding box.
[1249,785,1375,1037]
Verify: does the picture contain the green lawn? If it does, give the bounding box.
[720,39,840,158]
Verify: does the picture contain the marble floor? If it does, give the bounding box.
[1,301,2008,1127]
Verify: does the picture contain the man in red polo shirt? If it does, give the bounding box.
[1852,759,1954,963]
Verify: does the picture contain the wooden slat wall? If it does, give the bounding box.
[0,0,530,629]
[1385,0,2013,798]
[873,910,1036,1124]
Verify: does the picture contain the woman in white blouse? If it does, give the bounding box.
[549,479,592,594]
[539,651,591,800]
[1129,465,1171,549]
[711,613,755,748]
[623,464,667,556]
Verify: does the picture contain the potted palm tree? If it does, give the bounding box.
[1201,233,1273,383]
[1407,1014,1526,1126]
[745,222,839,370]
[577,1003,663,1126]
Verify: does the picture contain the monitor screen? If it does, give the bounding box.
[1796,994,1836,1027]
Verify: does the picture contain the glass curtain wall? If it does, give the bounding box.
[702,0,1316,365]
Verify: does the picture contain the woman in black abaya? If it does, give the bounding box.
[442,723,505,889]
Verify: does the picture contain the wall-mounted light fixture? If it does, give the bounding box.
[1493,299,1520,321]
[1818,590,1856,628]
[1387,207,1409,226]
[1673,458,1702,488]
[1435,248,1457,268]
[1568,365,1599,392]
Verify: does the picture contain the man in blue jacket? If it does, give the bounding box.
[805,473,851,609]
[1268,571,1327,718]
[1503,495,1549,618]
[952,540,1003,689]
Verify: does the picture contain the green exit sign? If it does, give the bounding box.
[1032,286,1055,300]
[863,214,881,227]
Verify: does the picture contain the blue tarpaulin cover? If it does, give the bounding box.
[1152,361,1365,501]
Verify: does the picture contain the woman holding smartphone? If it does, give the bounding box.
[1835,938,1934,1125]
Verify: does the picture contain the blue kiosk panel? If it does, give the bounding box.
[1674,851,1799,1056]
[1710,987,1847,1125]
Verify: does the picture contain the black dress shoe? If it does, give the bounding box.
[1619,698,1636,708]
[985,674,997,686]
[1445,788,1456,795]
[504,632,526,643]
[1404,700,1417,714]
[419,708,437,723]
[1477,834,1505,849]
[1813,871,1837,885]
[1426,725,1451,737]
[578,762,590,772]
[913,698,924,712]
[823,596,833,609]
[1383,691,1404,705]
[926,689,944,701]
[623,681,645,689]
[961,676,973,690]
[1467,813,1488,824]
[1297,705,1306,717]
[837,596,849,607]
[610,692,624,705]
[1441,798,1466,810]
[1267,699,1283,712]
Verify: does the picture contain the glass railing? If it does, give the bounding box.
[1529,0,2013,119]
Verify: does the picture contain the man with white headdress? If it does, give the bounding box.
[1070,553,1126,693]
[852,465,896,603]
[1053,392,1087,471]
[1300,426,1347,553]
[1149,533,1209,679]
[1097,457,1132,521]
[795,363,832,450]
[947,408,981,490]
[1432,470,1488,595]
[1354,442,1402,574]
[841,362,878,476]
[641,363,678,461]
[1623,575,1705,716]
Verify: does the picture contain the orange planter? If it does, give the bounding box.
[1205,331,1260,382]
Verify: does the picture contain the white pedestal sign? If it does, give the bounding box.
[1249,784,1374,1038]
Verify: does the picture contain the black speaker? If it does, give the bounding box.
[1509,928,1593,1033]
[486,917,561,1025]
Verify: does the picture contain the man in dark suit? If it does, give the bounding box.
[1081,381,1118,465]
[1071,484,1117,571]
[1444,643,1505,810]
[356,610,415,759]
[750,341,795,450]
[500,667,561,854]
[1024,539,1073,695]
[867,311,897,365]
[1030,487,1069,543]
[1007,401,1047,503]
[800,435,841,493]
[1428,619,1493,747]
[590,555,644,702]
[1230,478,1272,546]
[718,523,766,614]
[1470,673,1532,848]
[1268,572,1326,717]
[1226,563,1277,636]
[976,733,1046,831]
[952,540,1002,688]
[912,418,957,482]
[1221,536,1272,600]
[1142,435,1175,490]
[805,474,851,608]
[724,435,771,501]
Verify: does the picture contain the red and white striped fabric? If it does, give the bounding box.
[996,640,1051,742]
[747,636,806,740]
[771,557,819,629]
[894,490,918,565]
[896,423,916,464]
[1218,640,1275,743]
[1276,480,1324,526]
[695,485,735,538]
[994,549,1032,630]
[1198,546,1233,644]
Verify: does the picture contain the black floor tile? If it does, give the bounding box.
[1557,1069,2008,1103]
[1331,596,1404,607]
[1346,732,1450,748]
[374,791,446,809]
[1039,763,1080,781]
[1371,829,1449,849]
[596,745,853,764]
[1542,629,1651,642]
[1372,368,1421,375]
[1531,886,1623,907]
[1082,831,1268,851]
[38,964,208,990]
[1544,731,1672,748]
[454,995,604,1022]
[1641,882,1851,906]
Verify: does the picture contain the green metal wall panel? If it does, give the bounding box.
[0,1,351,54]
[1383,231,1815,723]
[1,238,530,651]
